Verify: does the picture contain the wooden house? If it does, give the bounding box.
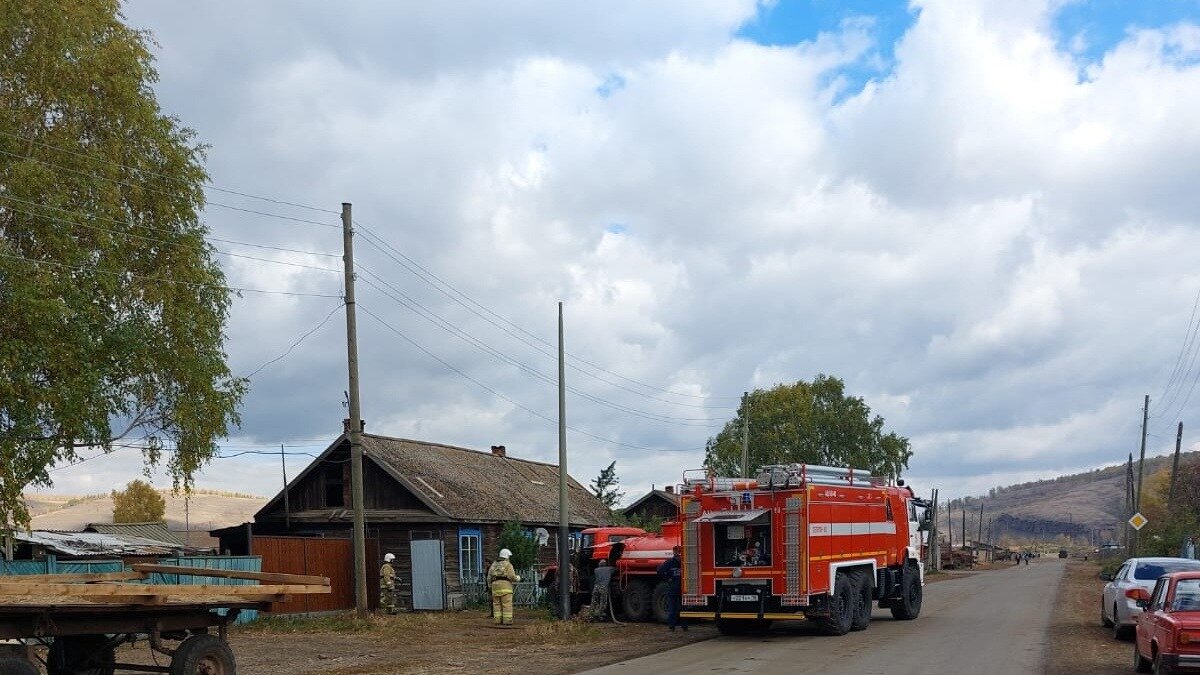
[242,431,612,611]
[621,486,680,522]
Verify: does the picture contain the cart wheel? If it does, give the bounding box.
[170,635,236,675]
[0,656,39,675]
[48,635,115,675]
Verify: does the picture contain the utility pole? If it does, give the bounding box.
[557,302,570,621]
[342,202,368,618]
[1133,394,1149,556]
[281,443,291,531]
[977,502,984,547]
[1169,422,1184,508]
[741,391,750,477]
[962,508,967,548]
[1124,454,1134,549]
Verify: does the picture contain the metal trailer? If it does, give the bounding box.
[0,564,330,675]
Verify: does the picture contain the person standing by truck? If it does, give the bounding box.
[488,548,521,626]
[657,546,687,631]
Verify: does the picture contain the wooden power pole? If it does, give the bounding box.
[741,392,750,477]
[341,202,368,618]
[557,302,570,620]
[1133,395,1149,556]
[1169,422,1184,508]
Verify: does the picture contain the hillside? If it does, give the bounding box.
[937,451,1196,545]
[23,490,266,535]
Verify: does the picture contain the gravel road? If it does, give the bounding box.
[580,559,1065,675]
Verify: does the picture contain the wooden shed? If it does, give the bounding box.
[241,432,612,611]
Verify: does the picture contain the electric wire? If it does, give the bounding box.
[354,224,737,408]
[0,148,340,229]
[357,270,721,427]
[0,128,339,215]
[244,302,346,380]
[359,304,700,453]
[0,250,341,298]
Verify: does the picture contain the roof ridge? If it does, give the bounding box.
[362,433,562,469]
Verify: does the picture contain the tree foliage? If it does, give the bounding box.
[1136,457,1200,557]
[111,479,166,523]
[497,520,539,571]
[703,376,912,479]
[0,0,244,529]
[589,461,625,510]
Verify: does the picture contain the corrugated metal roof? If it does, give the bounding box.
[14,531,183,557]
[85,522,185,545]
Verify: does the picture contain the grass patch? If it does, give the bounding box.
[520,616,604,645]
[238,612,380,634]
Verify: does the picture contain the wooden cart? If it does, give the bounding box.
[0,564,330,675]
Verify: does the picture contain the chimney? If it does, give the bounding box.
[664,485,675,494]
[490,445,506,458]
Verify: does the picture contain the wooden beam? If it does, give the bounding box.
[130,564,329,587]
[0,572,148,584]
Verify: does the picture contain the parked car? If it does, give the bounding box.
[1132,570,1200,673]
[1102,557,1200,640]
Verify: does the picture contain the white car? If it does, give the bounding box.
[1101,557,1200,639]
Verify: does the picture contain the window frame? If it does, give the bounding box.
[458,527,482,581]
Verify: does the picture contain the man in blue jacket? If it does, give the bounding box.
[657,546,687,631]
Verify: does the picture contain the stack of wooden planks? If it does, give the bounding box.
[0,564,330,608]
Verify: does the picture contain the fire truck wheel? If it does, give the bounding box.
[849,569,873,631]
[621,579,654,622]
[818,571,855,636]
[651,581,670,624]
[889,561,923,620]
[0,657,39,675]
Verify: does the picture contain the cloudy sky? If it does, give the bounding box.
[37,0,1200,506]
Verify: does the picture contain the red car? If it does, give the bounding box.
[1131,570,1200,673]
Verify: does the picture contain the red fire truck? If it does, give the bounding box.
[539,523,680,622]
[678,463,929,636]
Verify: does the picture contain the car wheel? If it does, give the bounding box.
[1134,642,1152,673]
[1114,618,1132,641]
[1101,598,1113,627]
[1153,652,1175,675]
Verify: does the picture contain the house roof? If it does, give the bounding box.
[85,522,185,546]
[13,530,184,558]
[258,433,612,527]
[621,489,681,514]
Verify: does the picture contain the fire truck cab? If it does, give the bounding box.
[679,463,929,636]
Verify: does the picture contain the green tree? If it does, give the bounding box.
[0,0,245,529]
[111,479,166,523]
[497,521,539,571]
[1136,458,1200,557]
[703,375,912,479]
[589,461,625,510]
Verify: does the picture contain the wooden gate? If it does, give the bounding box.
[254,536,378,614]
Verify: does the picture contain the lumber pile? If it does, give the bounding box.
[0,564,330,607]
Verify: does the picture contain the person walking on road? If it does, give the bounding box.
[379,552,398,614]
[657,546,687,631]
[488,548,521,626]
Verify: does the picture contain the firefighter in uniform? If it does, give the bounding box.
[488,548,521,626]
[657,545,687,631]
[379,552,397,614]
[590,559,614,621]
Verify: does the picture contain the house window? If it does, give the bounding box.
[459,527,481,580]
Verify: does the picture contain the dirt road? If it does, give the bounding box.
[581,559,1064,675]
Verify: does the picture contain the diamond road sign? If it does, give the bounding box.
[1129,512,1148,530]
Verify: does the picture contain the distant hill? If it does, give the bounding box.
[938,452,1196,545]
[23,490,266,535]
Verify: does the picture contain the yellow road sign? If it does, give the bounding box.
[1129,512,1148,530]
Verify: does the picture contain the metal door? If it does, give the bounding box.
[411,539,445,610]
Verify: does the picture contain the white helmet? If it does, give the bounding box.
[384,553,395,562]
[499,548,512,559]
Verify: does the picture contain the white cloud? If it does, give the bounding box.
[58,0,1200,509]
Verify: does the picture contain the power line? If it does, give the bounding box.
[0,129,340,215]
[244,302,345,379]
[0,250,341,298]
[0,198,341,274]
[0,148,340,229]
[354,224,737,408]
[357,270,720,427]
[359,304,700,454]
[0,193,340,259]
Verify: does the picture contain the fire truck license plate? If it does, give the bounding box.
[729,594,758,602]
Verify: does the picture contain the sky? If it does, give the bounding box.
[35,0,1200,508]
